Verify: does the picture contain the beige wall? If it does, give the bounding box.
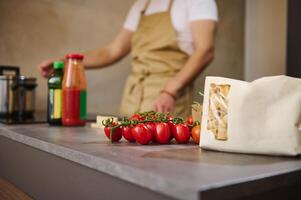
[244,0,287,81]
[0,0,134,115]
[194,0,245,102]
[0,0,245,115]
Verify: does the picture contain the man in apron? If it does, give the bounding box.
[38,0,218,118]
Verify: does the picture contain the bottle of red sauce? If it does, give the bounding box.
[62,54,87,126]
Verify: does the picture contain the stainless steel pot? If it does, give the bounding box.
[0,66,19,117]
[14,76,37,117]
[0,66,37,118]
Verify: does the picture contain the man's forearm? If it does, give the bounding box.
[55,46,117,70]
[82,46,120,70]
[164,48,214,96]
[71,29,133,70]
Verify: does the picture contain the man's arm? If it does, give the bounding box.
[38,28,133,77]
[153,20,217,113]
[164,20,216,96]
[83,28,133,69]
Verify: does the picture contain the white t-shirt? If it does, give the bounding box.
[124,0,218,55]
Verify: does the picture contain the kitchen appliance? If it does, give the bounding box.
[0,66,37,119]
[0,66,19,117]
[15,76,37,118]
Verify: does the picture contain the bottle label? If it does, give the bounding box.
[54,89,62,118]
[80,90,87,120]
[62,88,86,125]
[49,89,62,119]
[62,89,80,122]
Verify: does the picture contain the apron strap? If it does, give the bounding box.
[142,0,151,15]
[168,0,174,12]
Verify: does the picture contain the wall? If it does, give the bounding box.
[244,0,287,81]
[0,0,134,115]
[0,0,245,115]
[194,0,245,102]
[287,0,301,77]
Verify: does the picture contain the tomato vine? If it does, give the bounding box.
[101,111,185,143]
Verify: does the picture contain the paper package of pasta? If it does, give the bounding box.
[200,76,301,156]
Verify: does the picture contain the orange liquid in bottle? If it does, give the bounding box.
[62,54,87,126]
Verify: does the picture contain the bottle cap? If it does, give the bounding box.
[65,54,84,60]
[53,61,64,69]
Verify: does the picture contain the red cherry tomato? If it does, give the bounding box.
[104,122,122,142]
[186,115,194,126]
[122,126,135,142]
[154,122,171,144]
[145,122,157,142]
[172,123,190,144]
[131,124,152,145]
[130,113,144,121]
[167,115,175,141]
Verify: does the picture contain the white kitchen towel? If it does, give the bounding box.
[200,76,301,156]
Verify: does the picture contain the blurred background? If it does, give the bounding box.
[0,0,291,115]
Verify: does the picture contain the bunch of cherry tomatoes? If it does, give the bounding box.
[102,111,201,145]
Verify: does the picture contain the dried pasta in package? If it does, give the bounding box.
[207,84,230,140]
[200,76,301,156]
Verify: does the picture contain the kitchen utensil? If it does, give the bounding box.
[13,76,37,118]
[0,66,20,117]
[0,66,37,118]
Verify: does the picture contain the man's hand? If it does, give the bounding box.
[152,92,175,113]
[38,58,58,78]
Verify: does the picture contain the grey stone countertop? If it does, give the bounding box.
[1,123,301,200]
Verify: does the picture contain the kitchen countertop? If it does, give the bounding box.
[1,123,301,200]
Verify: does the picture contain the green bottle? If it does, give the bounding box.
[47,61,64,125]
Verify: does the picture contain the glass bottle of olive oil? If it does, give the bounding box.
[47,61,64,125]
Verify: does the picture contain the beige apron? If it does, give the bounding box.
[120,0,193,118]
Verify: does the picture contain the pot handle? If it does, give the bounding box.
[0,66,20,77]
